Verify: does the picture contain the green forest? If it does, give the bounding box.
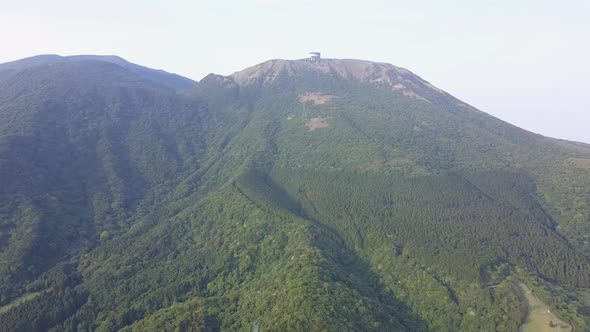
[0,55,589,331]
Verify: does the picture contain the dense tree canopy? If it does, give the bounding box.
[0,56,589,331]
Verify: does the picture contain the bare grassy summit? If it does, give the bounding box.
[230,58,443,102]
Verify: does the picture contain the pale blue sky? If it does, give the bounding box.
[1,0,588,143]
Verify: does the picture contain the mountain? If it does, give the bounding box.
[0,54,196,90]
[0,56,589,331]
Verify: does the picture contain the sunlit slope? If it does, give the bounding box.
[216,58,590,257]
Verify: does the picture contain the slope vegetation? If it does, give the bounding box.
[0,57,589,331]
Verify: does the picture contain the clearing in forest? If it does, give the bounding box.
[518,282,571,332]
[298,92,335,105]
[305,117,329,131]
[568,158,590,170]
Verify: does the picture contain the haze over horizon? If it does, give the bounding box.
[1,0,588,143]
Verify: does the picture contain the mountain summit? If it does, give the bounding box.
[0,55,589,331]
[229,58,447,102]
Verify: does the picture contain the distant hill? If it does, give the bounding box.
[0,54,196,90]
[0,56,589,331]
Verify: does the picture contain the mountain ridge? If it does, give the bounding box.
[0,54,196,90]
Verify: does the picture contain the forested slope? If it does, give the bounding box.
[0,60,207,302]
[0,56,589,331]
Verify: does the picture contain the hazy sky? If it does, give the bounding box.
[1,0,588,143]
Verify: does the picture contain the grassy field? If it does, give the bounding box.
[519,282,572,332]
